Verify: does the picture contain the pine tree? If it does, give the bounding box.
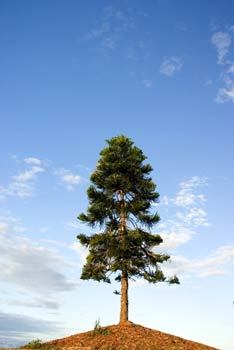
[77,135,179,324]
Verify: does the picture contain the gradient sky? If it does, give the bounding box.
[0,1,234,350]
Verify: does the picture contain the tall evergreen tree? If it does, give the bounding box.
[77,135,179,324]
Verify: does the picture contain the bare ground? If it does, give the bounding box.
[47,322,219,350]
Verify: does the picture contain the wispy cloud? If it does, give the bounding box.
[216,82,234,103]
[7,298,60,310]
[173,176,207,207]
[211,31,231,64]
[153,177,234,280]
[160,56,183,77]
[24,157,42,166]
[82,6,136,53]
[0,216,77,310]
[12,166,44,183]
[0,157,44,199]
[165,244,234,279]
[0,157,87,199]
[55,168,81,190]
[133,243,234,287]
[142,79,153,88]
[211,28,234,103]
[0,214,25,233]
[176,207,209,227]
[81,5,152,61]
[0,311,61,346]
[157,176,209,251]
[127,40,151,61]
[206,79,213,86]
[71,242,88,266]
[160,227,194,250]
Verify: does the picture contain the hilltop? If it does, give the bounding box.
[48,322,219,350]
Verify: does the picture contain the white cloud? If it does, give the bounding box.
[0,216,77,305]
[160,56,183,77]
[55,169,81,190]
[87,22,110,39]
[173,176,207,207]
[216,85,234,103]
[174,191,197,207]
[0,311,61,346]
[156,176,209,251]
[206,79,213,86]
[198,245,234,270]
[127,40,151,61]
[0,222,10,234]
[142,79,153,88]
[152,177,232,280]
[102,36,117,50]
[24,157,42,166]
[211,29,234,104]
[83,6,135,53]
[211,31,231,64]
[179,176,208,188]
[7,298,60,310]
[226,63,234,73]
[176,207,209,227]
[0,157,44,199]
[160,228,194,250]
[164,245,234,279]
[13,166,44,182]
[199,269,226,277]
[0,215,25,234]
[1,182,34,198]
[160,195,169,206]
[71,242,88,266]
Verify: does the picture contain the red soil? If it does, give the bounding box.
[48,322,219,350]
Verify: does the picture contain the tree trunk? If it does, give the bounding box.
[119,272,129,324]
[119,190,129,324]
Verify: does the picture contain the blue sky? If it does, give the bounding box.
[0,1,234,349]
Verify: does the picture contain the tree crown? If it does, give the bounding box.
[77,135,179,285]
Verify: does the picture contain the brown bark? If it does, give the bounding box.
[119,272,129,324]
[118,190,129,324]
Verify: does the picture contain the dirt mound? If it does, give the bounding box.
[48,322,218,350]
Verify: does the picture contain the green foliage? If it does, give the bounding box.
[22,340,43,349]
[93,318,111,336]
[77,135,179,286]
[113,289,120,295]
[94,317,101,330]
[22,339,57,350]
